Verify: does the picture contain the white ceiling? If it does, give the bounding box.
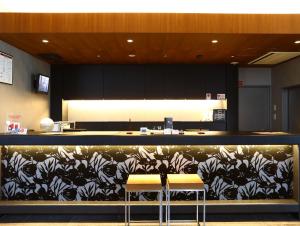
[1,0,300,13]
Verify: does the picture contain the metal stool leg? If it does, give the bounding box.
[203,190,206,226]
[125,190,163,226]
[128,192,131,226]
[125,191,127,226]
[165,187,168,224]
[168,189,170,226]
[196,190,199,226]
[159,191,162,226]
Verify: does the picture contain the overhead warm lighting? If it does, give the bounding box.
[231,61,239,65]
[231,55,235,58]
[1,0,300,13]
[128,54,136,58]
[294,40,300,44]
[127,39,134,43]
[42,39,49,43]
[96,54,101,58]
[211,40,218,44]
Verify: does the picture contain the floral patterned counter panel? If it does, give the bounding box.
[1,145,293,201]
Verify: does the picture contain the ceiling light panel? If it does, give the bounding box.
[248,52,300,65]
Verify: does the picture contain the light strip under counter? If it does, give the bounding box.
[65,99,227,122]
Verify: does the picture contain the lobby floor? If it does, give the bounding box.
[0,223,300,226]
[0,214,299,226]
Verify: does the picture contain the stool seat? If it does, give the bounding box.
[126,174,162,191]
[167,174,204,190]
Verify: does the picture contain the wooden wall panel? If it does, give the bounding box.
[0,13,300,34]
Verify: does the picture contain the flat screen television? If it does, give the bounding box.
[35,74,50,94]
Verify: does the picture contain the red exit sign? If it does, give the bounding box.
[238,80,244,87]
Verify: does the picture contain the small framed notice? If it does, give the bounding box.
[0,51,13,85]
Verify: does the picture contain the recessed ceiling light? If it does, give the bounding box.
[42,39,49,43]
[128,54,136,58]
[231,61,239,65]
[211,40,218,44]
[294,40,300,44]
[127,39,134,43]
[231,55,235,58]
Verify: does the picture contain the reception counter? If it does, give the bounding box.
[1,131,300,145]
[0,131,299,216]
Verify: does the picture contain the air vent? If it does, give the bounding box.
[38,53,63,63]
[248,52,300,65]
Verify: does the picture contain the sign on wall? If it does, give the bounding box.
[0,51,13,85]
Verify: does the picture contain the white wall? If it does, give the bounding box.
[0,40,50,132]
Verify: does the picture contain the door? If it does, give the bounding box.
[288,86,300,133]
[239,86,270,131]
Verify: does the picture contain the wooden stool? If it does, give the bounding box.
[166,174,206,226]
[125,174,163,226]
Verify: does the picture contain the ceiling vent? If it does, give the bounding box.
[248,52,300,65]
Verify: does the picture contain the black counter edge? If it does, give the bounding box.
[1,135,300,145]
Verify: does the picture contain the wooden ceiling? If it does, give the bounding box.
[0,13,300,65]
[0,33,300,65]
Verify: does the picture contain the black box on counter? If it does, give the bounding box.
[213,109,226,122]
[164,117,173,129]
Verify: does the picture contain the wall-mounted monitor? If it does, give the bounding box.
[34,74,50,94]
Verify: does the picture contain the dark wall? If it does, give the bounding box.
[288,86,300,133]
[51,64,238,130]
[272,57,300,131]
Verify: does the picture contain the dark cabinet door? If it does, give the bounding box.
[164,66,185,99]
[58,64,227,100]
[62,65,103,100]
[62,67,80,100]
[76,65,103,99]
[205,65,226,99]
[103,65,145,99]
[144,65,165,99]
[184,65,206,99]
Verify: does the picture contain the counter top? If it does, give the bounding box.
[1,131,300,145]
